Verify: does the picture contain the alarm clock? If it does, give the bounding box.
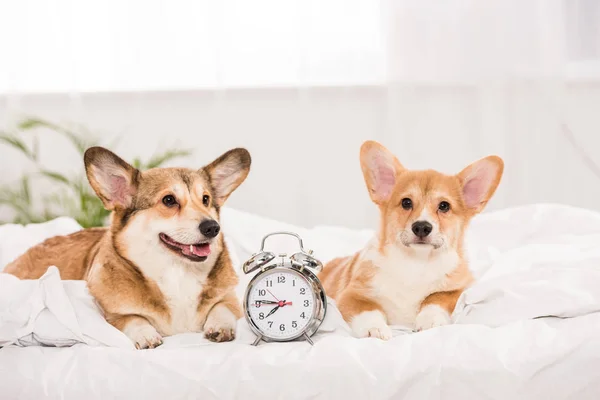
[242,231,327,346]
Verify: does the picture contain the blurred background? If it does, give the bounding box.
[0,0,599,230]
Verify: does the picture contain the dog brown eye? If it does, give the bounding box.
[202,195,210,206]
[162,195,177,207]
[438,201,450,213]
[401,198,412,210]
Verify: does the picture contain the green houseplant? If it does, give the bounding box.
[0,117,192,227]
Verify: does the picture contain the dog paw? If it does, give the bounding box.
[415,305,451,332]
[351,310,393,341]
[204,327,236,342]
[204,304,237,343]
[124,322,163,349]
[366,325,393,340]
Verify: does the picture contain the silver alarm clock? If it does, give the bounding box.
[242,232,327,346]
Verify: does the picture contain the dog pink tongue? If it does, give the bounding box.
[183,243,211,257]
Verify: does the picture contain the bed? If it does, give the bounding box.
[2,203,600,399]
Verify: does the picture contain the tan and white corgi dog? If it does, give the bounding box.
[320,141,503,339]
[4,146,251,349]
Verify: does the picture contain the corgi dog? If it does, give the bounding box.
[320,141,503,339]
[4,146,251,349]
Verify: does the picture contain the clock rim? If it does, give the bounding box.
[243,265,327,342]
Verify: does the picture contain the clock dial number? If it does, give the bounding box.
[248,270,315,340]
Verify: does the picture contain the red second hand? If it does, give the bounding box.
[265,290,292,306]
[266,289,279,301]
[252,301,292,307]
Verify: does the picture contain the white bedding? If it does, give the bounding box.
[2,203,600,399]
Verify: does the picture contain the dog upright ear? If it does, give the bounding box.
[84,147,139,210]
[360,141,404,205]
[204,148,251,206]
[457,155,504,213]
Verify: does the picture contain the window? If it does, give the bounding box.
[565,0,600,80]
[0,0,385,93]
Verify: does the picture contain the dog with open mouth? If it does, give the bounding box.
[320,141,504,339]
[4,146,251,348]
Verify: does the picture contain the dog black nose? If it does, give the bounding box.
[412,221,433,238]
[199,219,220,238]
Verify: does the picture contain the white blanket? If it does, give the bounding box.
[0,220,392,349]
[1,203,600,399]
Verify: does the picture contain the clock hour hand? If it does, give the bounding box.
[265,300,286,318]
[255,300,278,305]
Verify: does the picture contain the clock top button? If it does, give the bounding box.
[278,253,287,265]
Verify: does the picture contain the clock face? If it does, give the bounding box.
[246,268,316,340]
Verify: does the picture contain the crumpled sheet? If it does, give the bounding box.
[0,267,130,348]
[1,203,600,399]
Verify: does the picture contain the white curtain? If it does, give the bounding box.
[0,0,386,92]
[378,0,599,220]
[0,0,599,228]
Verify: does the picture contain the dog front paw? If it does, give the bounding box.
[415,305,451,331]
[351,310,393,341]
[204,304,237,343]
[365,325,393,340]
[123,320,163,349]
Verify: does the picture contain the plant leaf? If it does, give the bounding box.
[32,135,39,162]
[40,170,71,185]
[18,117,98,155]
[0,133,36,161]
[65,177,110,227]
[0,187,12,203]
[0,187,42,224]
[42,208,59,221]
[20,176,31,205]
[142,149,192,170]
[18,118,44,130]
[132,157,142,169]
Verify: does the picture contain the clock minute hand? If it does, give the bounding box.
[266,299,289,318]
[265,306,279,318]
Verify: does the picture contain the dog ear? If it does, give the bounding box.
[360,141,404,205]
[204,148,251,206]
[84,147,139,210]
[457,155,504,213]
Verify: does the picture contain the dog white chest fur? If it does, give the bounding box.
[147,258,207,335]
[364,240,459,328]
[123,230,217,336]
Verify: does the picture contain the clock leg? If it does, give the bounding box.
[252,335,263,346]
[303,333,314,346]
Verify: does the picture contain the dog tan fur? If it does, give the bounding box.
[4,146,251,348]
[320,140,503,339]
